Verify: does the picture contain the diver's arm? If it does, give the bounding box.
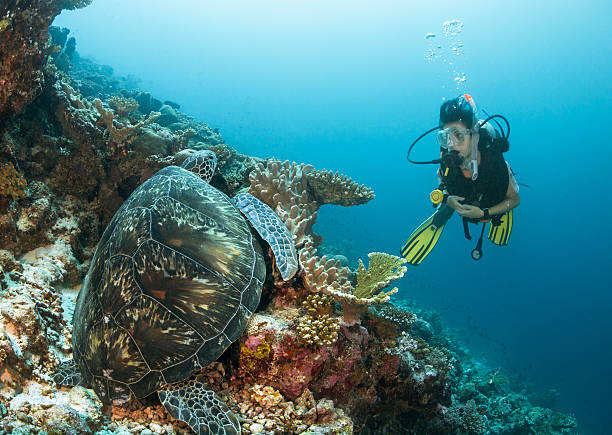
[486,172,520,216]
[455,170,520,218]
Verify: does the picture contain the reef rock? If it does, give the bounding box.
[0,0,92,128]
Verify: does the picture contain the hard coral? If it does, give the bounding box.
[107,95,139,116]
[296,314,340,346]
[302,293,335,315]
[249,384,283,409]
[0,162,27,200]
[248,159,375,251]
[93,98,160,157]
[354,252,406,299]
[299,245,353,296]
[300,248,406,325]
[307,167,374,206]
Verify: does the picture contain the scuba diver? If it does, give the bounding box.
[401,94,520,264]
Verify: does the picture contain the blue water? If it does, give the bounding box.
[54,1,612,432]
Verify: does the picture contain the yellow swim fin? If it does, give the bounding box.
[401,205,454,265]
[488,209,513,246]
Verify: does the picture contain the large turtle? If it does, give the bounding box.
[55,150,298,434]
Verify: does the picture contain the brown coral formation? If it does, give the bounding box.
[0,0,92,128]
[248,159,374,251]
[247,157,401,325]
[307,167,375,206]
[94,98,161,157]
[0,161,26,199]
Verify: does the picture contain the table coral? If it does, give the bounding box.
[307,167,374,206]
[248,159,375,251]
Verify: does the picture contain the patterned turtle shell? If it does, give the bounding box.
[71,166,265,403]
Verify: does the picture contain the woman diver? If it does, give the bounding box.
[401,94,520,264]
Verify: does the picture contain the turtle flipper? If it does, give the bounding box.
[158,374,240,435]
[232,192,298,280]
[54,359,84,387]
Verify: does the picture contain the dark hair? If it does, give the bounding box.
[439,95,477,129]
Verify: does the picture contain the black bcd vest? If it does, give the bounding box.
[440,128,509,209]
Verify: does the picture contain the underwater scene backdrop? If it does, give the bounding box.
[0,0,610,433]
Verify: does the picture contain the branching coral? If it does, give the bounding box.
[93,98,160,156]
[354,252,406,299]
[296,314,340,346]
[300,248,406,325]
[107,96,139,116]
[302,293,335,316]
[299,246,353,295]
[0,162,27,200]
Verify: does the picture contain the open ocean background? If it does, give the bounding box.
[54,1,612,433]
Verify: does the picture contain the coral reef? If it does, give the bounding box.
[93,98,161,157]
[0,0,91,128]
[0,13,578,435]
[299,247,407,325]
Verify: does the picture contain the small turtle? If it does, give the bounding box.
[55,150,298,434]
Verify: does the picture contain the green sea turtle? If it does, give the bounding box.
[55,150,298,434]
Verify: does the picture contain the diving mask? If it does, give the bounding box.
[437,126,471,150]
[438,126,480,180]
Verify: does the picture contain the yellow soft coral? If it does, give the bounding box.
[0,162,27,200]
[240,339,272,372]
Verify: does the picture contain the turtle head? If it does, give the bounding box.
[181,150,217,183]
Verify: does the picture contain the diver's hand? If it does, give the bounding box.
[447,196,485,219]
[456,204,484,219]
[447,195,466,212]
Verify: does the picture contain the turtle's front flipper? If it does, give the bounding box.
[54,359,83,387]
[158,374,240,435]
[232,192,298,280]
